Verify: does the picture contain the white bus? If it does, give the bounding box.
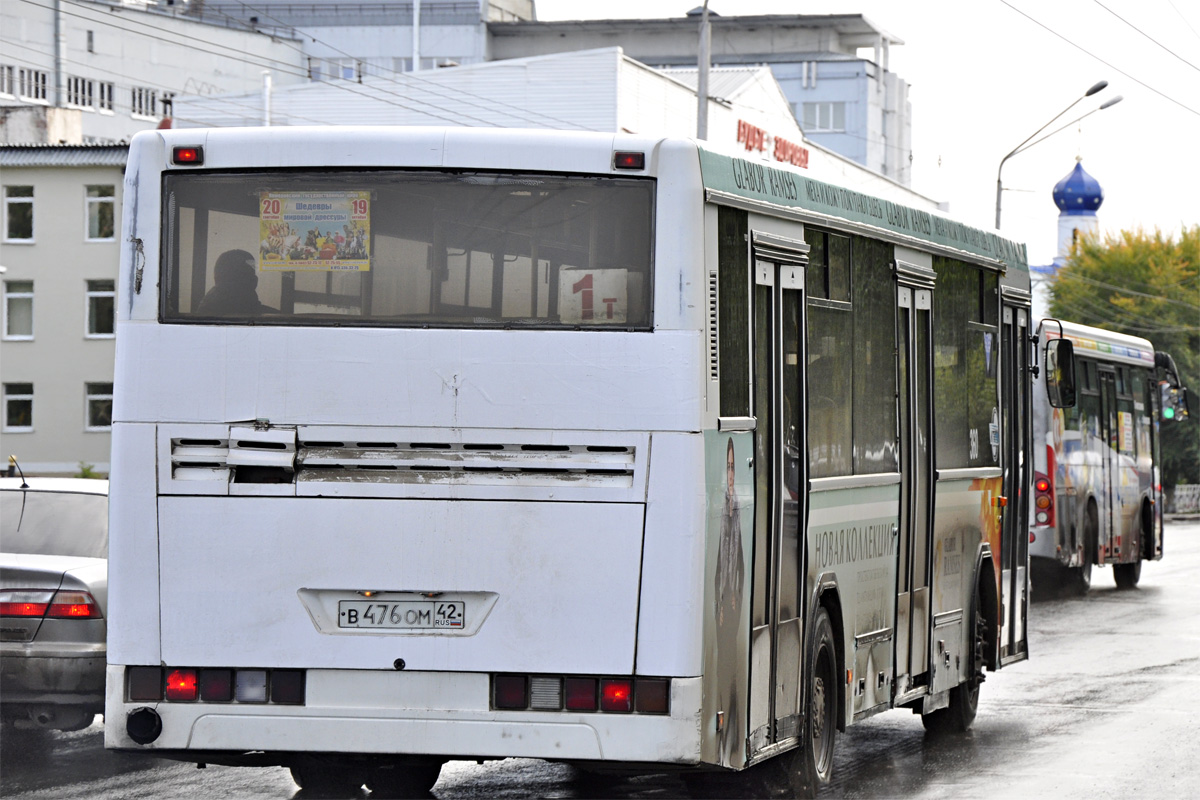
[1031,320,1192,593]
[106,127,1035,796]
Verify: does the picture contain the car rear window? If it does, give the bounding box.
[1,490,108,558]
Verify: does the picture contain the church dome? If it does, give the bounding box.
[1052,160,1103,214]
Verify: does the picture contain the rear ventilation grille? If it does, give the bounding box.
[296,441,635,487]
[169,437,636,489]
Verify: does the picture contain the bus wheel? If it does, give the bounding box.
[1114,560,1142,590]
[366,759,444,798]
[922,592,985,735]
[795,607,838,796]
[288,758,363,798]
[1072,502,1099,595]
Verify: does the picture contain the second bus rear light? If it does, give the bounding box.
[493,674,669,714]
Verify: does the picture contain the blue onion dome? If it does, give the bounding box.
[1052,159,1103,214]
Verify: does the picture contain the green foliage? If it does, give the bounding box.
[75,461,101,479]
[1049,226,1200,485]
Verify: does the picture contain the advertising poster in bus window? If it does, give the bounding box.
[702,430,752,769]
[258,191,370,271]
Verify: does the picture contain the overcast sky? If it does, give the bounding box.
[536,0,1200,267]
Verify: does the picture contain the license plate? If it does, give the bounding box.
[337,600,465,629]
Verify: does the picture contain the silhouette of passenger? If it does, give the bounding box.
[197,250,274,316]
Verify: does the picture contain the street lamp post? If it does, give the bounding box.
[994,80,1120,230]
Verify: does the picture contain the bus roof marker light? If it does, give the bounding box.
[172,146,204,166]
[613,151,645,170]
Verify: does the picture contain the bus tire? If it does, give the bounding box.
[795,606,837,797]
[922,588,985,735]
[289,758,363,798]
[1114,560,1141,589]
[367,758,444,798]
[1072,501,1098,595]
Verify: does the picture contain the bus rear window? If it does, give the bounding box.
[161,170,654,330]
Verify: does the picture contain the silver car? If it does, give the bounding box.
[1,477,108,732]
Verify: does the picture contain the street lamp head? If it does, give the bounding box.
[1099,95,1123,110]
[1085,80,1109,97]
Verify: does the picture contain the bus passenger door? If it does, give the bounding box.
[747,239,808,759]
[999,304,1031,664]
[894,285,934,700]
[1098,368,1119,558]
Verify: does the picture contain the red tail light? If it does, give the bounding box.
[600,678,633,712]
[493,675,529,709]
[165,668,199,701]
[199,669,233,702]
[46,590,102,619]
[0,590,54,617]
[564,677,598,711]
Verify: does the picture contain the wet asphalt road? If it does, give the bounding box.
[3,519,1199,799]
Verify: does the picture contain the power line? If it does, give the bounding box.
[19,0,502,127]
[226,0,591,131]
[1092,0,1200,73]
[1,40,332,126]
[1055,268,1200,310]
[998,0,1200,118]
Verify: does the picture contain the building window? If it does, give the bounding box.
[98,82,114,111]
[85,280,115,337]
[802,101,846,133]
[86,185,115,241]
[3,383,33,432]
[67,76,95,109]
[18,68,48,101]
[131,86,158,118]
[4,281,34,340]
[87,30,95,54]
[4,186,34,241]
[0,65,14,96]
[85,382,113,431]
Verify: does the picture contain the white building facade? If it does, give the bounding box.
[1,0,307,144]
[1,145,126,474]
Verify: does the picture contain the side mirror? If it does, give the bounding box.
[1045,338,1076,408]
[1162,384,1195,421]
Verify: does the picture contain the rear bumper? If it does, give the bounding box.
[0,645,106,710]
[106,666,704,764]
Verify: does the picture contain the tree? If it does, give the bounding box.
[1048,226,1200,487]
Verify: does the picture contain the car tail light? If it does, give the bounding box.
[46,590,102,619]
[128,666,163,701]
[564,677,598,711]
[0,590,54,617]
[635,678,670,713]
[199,669,233,702]
[165,668,198,701]
[600,678,633,712]
[493,675,528,709]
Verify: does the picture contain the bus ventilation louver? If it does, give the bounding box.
[168,436,636,491]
